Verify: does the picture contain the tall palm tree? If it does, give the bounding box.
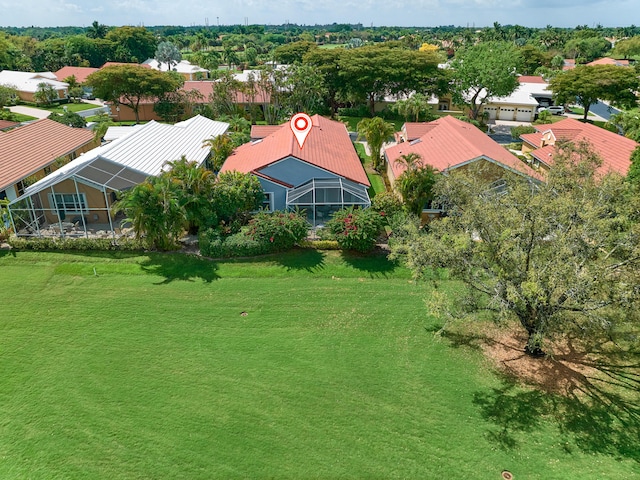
[86,21,108,39]
[357,117,395,171]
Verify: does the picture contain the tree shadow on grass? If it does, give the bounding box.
[0,249,16,258]
[139,252,219,284]
[273,248,326,272]
[340,249,399,277]
[469,335,640,462]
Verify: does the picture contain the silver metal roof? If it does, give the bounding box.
[11,115,228,204]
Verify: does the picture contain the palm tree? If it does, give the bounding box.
[357,117,395,171]
[203,134,235,172]
[396,163,438,216]
[394,152,424,172]
[155,41,182,71]
[86,21,108,39]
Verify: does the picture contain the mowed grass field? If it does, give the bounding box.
[0,250,638,479]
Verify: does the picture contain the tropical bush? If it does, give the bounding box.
[371,190,403,218]
[246,210,309,252]
[199,228,270,258]
[324,207,386,253]
[510,125,536,139]
[7,236,145,251]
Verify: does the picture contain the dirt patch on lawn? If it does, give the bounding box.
[477,326,601,396]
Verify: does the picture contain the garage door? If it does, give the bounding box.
[498,107,514,120]
[516,108,533,122]
[483,106,497,120]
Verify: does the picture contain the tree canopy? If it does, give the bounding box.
[86,65,184,123]
[450,41,523,120]
[549,65,640,120]
[390,141,640,356]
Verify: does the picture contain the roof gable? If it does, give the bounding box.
[531,118,638,175]
[221,115,369,186]
[386,115,541,181]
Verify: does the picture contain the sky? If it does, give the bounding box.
[0,0,637,29]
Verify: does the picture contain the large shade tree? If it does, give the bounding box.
[450,41,523,121]
[86,65,184,123]
[549,65,640,120]
[390,141,640,356]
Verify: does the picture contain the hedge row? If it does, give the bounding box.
[7,236,145,251]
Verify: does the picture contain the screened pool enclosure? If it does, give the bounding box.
[285,178,371,226]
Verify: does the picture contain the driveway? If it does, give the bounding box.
[8,105,52,120]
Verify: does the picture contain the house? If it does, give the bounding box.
[220,114,371,226]
[0,70,68,103]
[385,116,542,221]
[0,119,97,202]
[107,79,271,122]
[481,77,552,123]
[520,117,638,174]
[8,115,228,237]
[54,66,99,97]
[587,57,631,67]
[54,66,99,84]
[142,59,209,81]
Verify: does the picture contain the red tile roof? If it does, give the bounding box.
[386,115,542,181]
[0,119,95,191]
[183,81,270,104]
[527,118,638,174]
[402,122,439,142]
[587,57,630,67]
[250,125,283,139]
[54,66,99,83]
[221,115,370,186]
[518,75,547,84]
[0,120,19,131]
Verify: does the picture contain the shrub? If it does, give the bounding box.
[325,207,386,253]
[371,190,403,218]
[510,125,536,139]
[246,210,309,252]
[199,228,270,258]
[7,236,145,251]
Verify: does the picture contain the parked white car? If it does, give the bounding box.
[537,105,565,115]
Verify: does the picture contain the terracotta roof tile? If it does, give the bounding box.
[54,66,99,83]
[386,115,542,181]
[402,122,439,141]
[0,120,19,131]
[250,125,283,139]
[531,118,638,175]
[0,119,95,190]
[183,81,270,104]
[221,115,369,186]
[518,75,547,84]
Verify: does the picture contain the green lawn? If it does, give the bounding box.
[46,102,100,114]
[0,250,638,479]
[339,115,404,132]
[4,112,37,122]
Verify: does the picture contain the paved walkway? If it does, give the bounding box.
[8,105,52,120]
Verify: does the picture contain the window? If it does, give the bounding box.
[0,190,6,201]
[262,192,274,211]
[48,193,87,216]
[16,181,26,196]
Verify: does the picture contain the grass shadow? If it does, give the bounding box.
[470,337,640,461]
[139,252,219,284]
[339,249,399,278]
[273,248,326,272]
[0,249,17,258]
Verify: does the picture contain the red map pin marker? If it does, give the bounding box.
[290,113,312,149]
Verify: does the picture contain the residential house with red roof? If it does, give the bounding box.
[221,114,370,226]
[385,116,542,221]
[520,118,638,175]
[0,119,97,202]
[54,66,99,84]
[9,116,228,237]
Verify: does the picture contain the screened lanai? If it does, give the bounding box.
[8,154,152,238]
[286,178,371,226]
